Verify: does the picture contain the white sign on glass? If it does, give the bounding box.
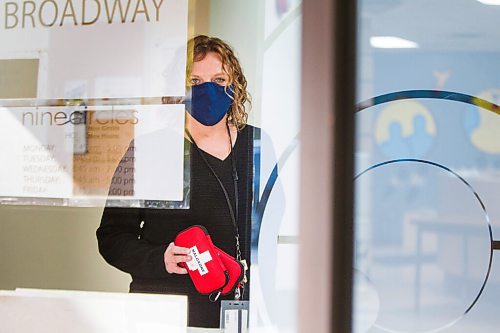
[0,104,186,205]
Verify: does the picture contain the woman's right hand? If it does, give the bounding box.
[164,242,192,274]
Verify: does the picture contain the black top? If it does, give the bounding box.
[97,125,254,328]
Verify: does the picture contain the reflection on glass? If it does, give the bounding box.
[355,158,491,332]
[355,1,500,331]
[354,90,500,332]
[248,1,302,332]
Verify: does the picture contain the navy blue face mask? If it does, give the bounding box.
[185,82,234,126]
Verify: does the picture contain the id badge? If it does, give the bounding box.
[220,300,249,333]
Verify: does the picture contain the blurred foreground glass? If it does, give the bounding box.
[354,1,500,332]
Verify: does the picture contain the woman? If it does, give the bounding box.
[97,35,254,328]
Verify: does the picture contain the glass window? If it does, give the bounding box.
[0,1,303,331]
[355,1,500,332]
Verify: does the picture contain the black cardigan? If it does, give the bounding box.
[96,125,254,328]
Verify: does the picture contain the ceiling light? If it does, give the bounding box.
[370,36,419,49]
[476,0,500,5]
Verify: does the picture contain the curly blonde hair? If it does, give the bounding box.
[186,35,250,130]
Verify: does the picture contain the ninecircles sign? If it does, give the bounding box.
[0,0,188,99]
[0,105,187,207]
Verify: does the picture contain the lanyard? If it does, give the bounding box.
[185,122,246,298]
